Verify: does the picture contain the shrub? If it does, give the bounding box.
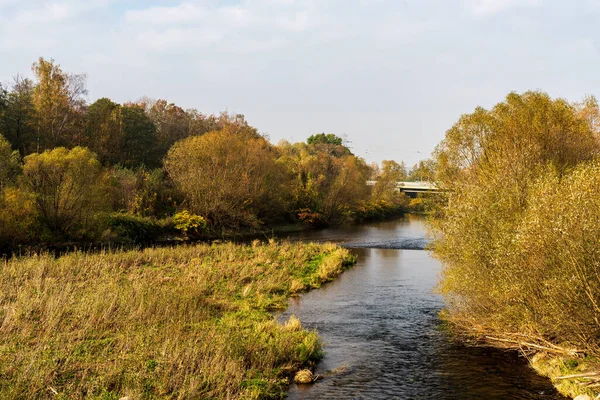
[22,147,108,240]
[105,213,171,243]
[0,187,37,249]
[172,210,207,237]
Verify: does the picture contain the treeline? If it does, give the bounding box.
[0,58,424,251]
[432,91,600,372]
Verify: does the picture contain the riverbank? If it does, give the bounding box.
[0,206,411,258]
[531,353,600,399]
[0,240,355,399]
[438,318,600,399]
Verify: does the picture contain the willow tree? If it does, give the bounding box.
[23,147,107,238]
[165,127,285,229]
[432,91,599,338]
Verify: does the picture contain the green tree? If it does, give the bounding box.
[108,166,178,218]
[306,133,352,157]
[22,147,107,239]
[121,103,158,168]
[1,77,37,156]
[85,98,123,165]
[307,133,343,146]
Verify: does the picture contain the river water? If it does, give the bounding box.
[279,216,566,400]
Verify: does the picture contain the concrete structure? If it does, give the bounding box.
[366,181,439,197]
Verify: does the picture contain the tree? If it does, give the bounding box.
[165,127,284,229]
[371,160,407,203]
[142,99,192,160]
[1,76,37,156]
[408,159,435,182]
[0,134,21,189]
[306,133,352,157]
[307,133,343,146]
[22,147,107,238]
[121,103,158,168]
[432,91,599,341]
[277,140,370,225]
[85,98,123,165]
[31,57,87,149]
[108,166,178,218]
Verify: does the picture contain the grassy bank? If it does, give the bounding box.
[0,241,355,399]
[530,353,600,399]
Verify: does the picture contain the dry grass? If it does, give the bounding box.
[0,241,355,399]
[531,353,600,399]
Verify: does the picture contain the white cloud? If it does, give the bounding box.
[13,2,74,24]
[133,27,223,51]
[467,0,542,16]
[125,3,204,25]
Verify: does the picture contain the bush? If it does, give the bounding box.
[172,210,207,237]
[105,213,172,243]
[0,187,37,250]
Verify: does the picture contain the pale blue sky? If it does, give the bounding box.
[1,0,599,166]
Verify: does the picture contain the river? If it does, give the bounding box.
[278,216,566,400]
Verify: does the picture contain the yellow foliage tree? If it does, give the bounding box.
[165,127,285,229]
[23,146,107,239]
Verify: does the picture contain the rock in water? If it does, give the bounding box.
[294,369,314,384]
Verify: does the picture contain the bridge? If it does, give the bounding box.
[366,181,439,197]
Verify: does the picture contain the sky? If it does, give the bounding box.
[1,0,599,167]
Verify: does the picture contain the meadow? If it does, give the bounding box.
[0,241,355,399]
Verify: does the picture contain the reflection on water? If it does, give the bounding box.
[279,217,566,400]
[283,215,430,250]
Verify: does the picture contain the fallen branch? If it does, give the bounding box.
[484,336,584,356]
[555,372,600,380]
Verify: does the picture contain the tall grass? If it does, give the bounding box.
[0,240,355,399]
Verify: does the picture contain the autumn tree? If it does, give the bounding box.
[432,91,599,345]
[408,159,435,182]
[31,57,87,149]
[22,147,107,238]
[277,139,370,226]
[165,126,284,229]
[140,99,201,160]
[370,160,407,203]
